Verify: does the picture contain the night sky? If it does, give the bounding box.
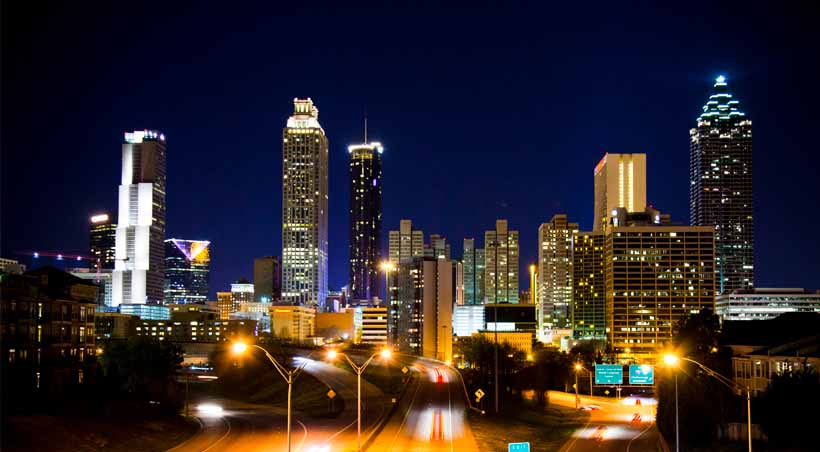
[3,2,819,298]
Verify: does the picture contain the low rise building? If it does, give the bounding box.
[270,305,315,343]
[478,331,534,355]
[134,319,257,343]
[315,309,356,342]
[453,304,485,337]
[361,306,388,346]
[120,303,170,320]
[95,312,138,340]
[716,288,820,321]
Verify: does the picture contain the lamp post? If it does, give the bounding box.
[327,347,392,451]
[490,239,500,414]
[380,261,394,305]
[232,341,311,452]
[574,363,581,409]
[664,353,752,452]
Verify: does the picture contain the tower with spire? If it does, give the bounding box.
[690,75,754,295]
[348,117,384,304]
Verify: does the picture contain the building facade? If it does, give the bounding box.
[348,141,383,303]
[164,239,210,304]
[89,213,117,270]
[231,279,254,311]
[715,288,820,321]
[388,219,424,265]
[605,213,716,360]
[537,215,579,341]
[113,130,167,306]
[119,303,170,320]
[593,153,647,232]
[270,305,316,343]
[281,98,329,306]
[253,256,282,303]
[690,76,754,295]
[361,306,388,346]
[462,238,485,305]
[425,234,451,259]
[571,231,606,340]
[484,219,519,304]
[216,291,233,320]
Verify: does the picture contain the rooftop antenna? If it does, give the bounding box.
[364,108,368,143]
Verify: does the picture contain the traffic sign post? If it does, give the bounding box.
[595,364,624,385]
[327,388,336,412]
[628,364,655,385]
[475,388,485,404]
[508,442,530,452]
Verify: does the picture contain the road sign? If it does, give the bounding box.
[401,366,409,374]
[629,364,655,385]
[475,388,485,401]
[508,442,530,452]
[326,389,336,399]
[595,364,624,385]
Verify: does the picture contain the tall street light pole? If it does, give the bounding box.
[491,239,500,414]
[327,348,391,451]
[233,341,311,452]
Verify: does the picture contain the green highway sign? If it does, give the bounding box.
[508,442,530,452]
[629,364,655,385]
[595,364,623,385]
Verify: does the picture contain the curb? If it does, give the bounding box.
[360,371,419,451]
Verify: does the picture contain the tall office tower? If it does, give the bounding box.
[216,291,233,320]
[253,256,282,303]
[425,234,451,259]
[90,213,117,270]
[393,257,453,362]
[348,139,383,303]
[690,75,754,295]
[593,153,647,231]
[484,219,519,304]
[231,279,254,309]
[281,98,329,306]
[388,219,424,265]
[571,231,605,340]
[462,238,485,305]
[163,239,210,304]
[455,260,464,306]
[537,215,579,341]
[112,130,167,306]
[605,207,716,359]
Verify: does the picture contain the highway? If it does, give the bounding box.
[552,391,659,452]
[167,356,390,452]
[368,357,479,452]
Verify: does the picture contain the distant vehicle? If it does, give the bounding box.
[591,426,608,441]
[635,398,642,406]
[579,404,601,411]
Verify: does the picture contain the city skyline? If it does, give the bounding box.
[3,3,818,299]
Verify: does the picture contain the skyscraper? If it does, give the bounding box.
[571,231,605,340]
[593,153,647,231]
[605,207,716,359]
[425,234,451,259]
[281,98,328,306]
[348,138,383,303]
[164,239,210,304]
[388,219,424,265]
[462,238,485,305]
[484,219,519,304]
[537,214,578,341]
[112,130,167,306]
[253,256,282,303]
[231,279,254,309]
[690,75,754,295]
[89,213,116,270]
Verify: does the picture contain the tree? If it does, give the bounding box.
[759,366,820,447]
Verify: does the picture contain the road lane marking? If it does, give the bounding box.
[626,420,654,452]
[387,369,424,451]
[201,416,232,452]
[293,419,309,452]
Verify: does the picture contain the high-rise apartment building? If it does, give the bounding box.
[537,215,578,340]
[281,98,328,306]
[425,234,451,259]
[484,219,519,304]
[571,231,605,340]
[89,213,116,270]
[253,256,282,303]
[217,291,233,320]
[163,239,210,304]
[112,130,167,306]
[231,279,254,310]
[605,208,716,359]
[690,75,754,295]
[593,153,647,231]
[462,238,485,305]
[348,140,383,303]
[388,219,424,265]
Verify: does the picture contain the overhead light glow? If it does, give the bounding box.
[90,214,109,223]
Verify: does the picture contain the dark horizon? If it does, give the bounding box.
[3,2,819,298]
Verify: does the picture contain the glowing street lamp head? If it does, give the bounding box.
[575,363,583,371]
[232,341,248,354]
[380,348,392,359]
[380,261,394,272]
[327,349,338,360]
[716,75,726,83]
[663,354,679,366]
[526,354,534,362]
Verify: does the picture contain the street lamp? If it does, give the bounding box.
[574,363,582,408]
[379,261,394,305]
[232,340,310,452]
[327,347,392,451]
[663,352,752,452]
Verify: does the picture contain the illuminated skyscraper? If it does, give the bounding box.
[593,153,646,231]
[388,219,424,265]
[253,256,281,303]
[281,98,328,306]
[462,238,485,305]
[348,138,383,303]
[164,239,210,304]
[112,130,166,306]
[484,219,519,304]
[537,215,578,340]
[425,234,451,259]
[90,213,117,270]
[690,75,754,295]
[571,231,605,340]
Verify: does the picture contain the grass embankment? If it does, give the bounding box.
[2,414,198,452]
[196,367,345,418]
[334,357,407,395]
[468,400,588,452]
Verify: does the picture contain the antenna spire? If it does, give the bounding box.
[364,110,368,143]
